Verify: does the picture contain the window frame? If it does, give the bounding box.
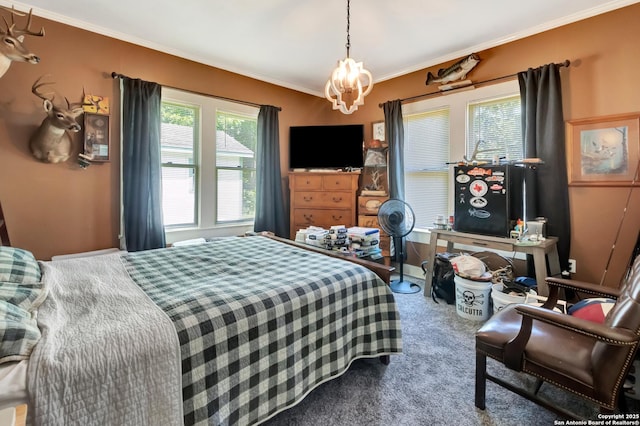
[215,110,258,224]
[161,99,200,229]
[161,87,258,244]
[401,80,521,243]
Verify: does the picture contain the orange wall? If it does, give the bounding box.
[0,15,331,259]
[1,5,639,287]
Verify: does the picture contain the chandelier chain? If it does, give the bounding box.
[345,0,351,57]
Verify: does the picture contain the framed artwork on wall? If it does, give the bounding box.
[373,121,385,141]
[566,113,640,186]
[83,113,110,162]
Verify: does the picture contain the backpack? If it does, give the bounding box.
[422,252,457,305]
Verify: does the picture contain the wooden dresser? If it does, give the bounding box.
[289,171,360,239]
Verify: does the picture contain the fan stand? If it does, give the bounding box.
[390,236,421,294]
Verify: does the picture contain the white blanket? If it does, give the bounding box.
[27,254,183,426]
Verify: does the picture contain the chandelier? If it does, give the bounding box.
[324,0,373,114]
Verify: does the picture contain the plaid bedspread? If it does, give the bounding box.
[121,236,402,425]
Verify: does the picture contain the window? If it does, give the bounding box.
[402,80,521,233]
[467,95,522,163]
[215,112,257,223]
[161,102,198,227]
[160,88,258,239]
[404,108,450,229]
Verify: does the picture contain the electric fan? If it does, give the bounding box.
[378,199,421,294]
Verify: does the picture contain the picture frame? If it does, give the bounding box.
[83,113,110,162]
[373,121,385,141]
[566,112,640,186]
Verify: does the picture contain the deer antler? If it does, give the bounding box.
[11,8,45,37]
[65,96,90,110]
[0,5,23,36]
[32,75,56,102]
[4,8,45,38]
[0,5,26,17]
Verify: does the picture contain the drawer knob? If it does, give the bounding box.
[332,215,343,221]
[304,196,313,201]
[332,197,342,202]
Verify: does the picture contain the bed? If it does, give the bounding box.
[0,221,402,425]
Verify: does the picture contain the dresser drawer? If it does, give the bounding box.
[322,174,355,190]
[358,196,388,215]
[294,209,352,227]
[292,175,323,190]
[358,215,380,229]
[294,192,352,208]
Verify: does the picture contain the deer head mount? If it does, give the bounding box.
[0,6,45,78]
[29,76,85,164]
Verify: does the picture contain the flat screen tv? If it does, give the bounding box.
[289,124,364,170]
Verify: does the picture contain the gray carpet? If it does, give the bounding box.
[264,280,638,425]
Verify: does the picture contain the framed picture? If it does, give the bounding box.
[566,113,640,186]
[373,121,385,141]
[82,94,110,115]
[83,113,110,162]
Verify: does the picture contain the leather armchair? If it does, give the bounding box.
[475,255,640,419]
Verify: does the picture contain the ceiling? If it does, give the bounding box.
[4,0,639,97]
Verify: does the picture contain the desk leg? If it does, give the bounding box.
[532,247,549,297]
[424,232,439,297]
[547,245,562,278]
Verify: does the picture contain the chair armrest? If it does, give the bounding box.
[515,304,638,345]
[546,277,620,300]
[502,303,638,370]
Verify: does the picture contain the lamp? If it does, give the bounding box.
[324,0,373,115]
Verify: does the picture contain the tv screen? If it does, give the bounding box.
[289,124,364,170]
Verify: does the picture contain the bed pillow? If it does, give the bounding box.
[0,299,41,364]
[0,246,41,284]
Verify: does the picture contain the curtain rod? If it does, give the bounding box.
[379,59,571,107]
[111,72,282,111]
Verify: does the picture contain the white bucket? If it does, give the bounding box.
[491,283,527,314]
[454,275,492,321]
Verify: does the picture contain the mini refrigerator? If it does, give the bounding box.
[453,165,524,237]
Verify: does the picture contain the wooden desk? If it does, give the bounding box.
[423,229,561,296]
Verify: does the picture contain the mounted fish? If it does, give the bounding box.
[29,76,86,164]
[425,53,480,90]
[0,5,45,78]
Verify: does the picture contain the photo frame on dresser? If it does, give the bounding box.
[566,112,640,186]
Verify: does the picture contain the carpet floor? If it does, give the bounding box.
[264,278,639,425]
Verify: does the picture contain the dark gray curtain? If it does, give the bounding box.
[518,63,571,273]
[121,77,165,252]
[383,99,405,201]
[254,105,288,237]
[383,99,407,260]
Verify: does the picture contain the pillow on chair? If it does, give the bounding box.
[567,297,616,323]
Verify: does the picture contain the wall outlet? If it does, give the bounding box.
[568,259,577,274]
